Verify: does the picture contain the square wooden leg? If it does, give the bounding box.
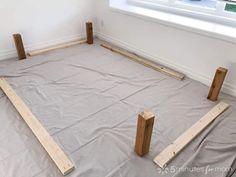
[135,111,155,156]
[13,33,26,60]
[208,67,228,101]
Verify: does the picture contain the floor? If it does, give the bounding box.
[0,39,235,177]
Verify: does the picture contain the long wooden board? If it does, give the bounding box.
[28,39,87,56]
[154,102,229,168]
[0,78,74,175]
[101,43,185,80]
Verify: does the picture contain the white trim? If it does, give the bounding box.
[95,31,236,97]
[0,49,17,61]
[128,0,236,24]
[0,33,86,61]
[110,0,236,44]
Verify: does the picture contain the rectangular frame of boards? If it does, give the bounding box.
[1,22,229,175]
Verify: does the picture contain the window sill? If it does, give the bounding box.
[110,0,236,44]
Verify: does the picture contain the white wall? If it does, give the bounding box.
[94,0,236,97]
[0,0,94,60]
[1,0,236,97]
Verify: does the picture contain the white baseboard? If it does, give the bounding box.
[0,33,86,61]
[1,31,235,97]
[0,49,17,61]
[95,31,236,97]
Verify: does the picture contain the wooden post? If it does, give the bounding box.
[13,33,26,60]
[135,111,155,156]
[207,67,228,101]
[86,22,93,44]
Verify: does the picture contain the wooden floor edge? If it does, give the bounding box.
[100,43,185,81]
[0,78,75,175]
[28,39,87,57]
[153,102,229,168]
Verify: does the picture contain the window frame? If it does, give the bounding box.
[127,0,236,26]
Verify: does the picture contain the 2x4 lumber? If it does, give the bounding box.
[101,43,185,80]
[0,78,74,175]
[135,111,155,156]
[13,34,26,60]
[208,67,228,101]
[153,102,229,168]
[28,39,87,57]
[86,22,93,44]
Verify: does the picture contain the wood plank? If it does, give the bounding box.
[153,102,229,168]
[13,34,26,60]
[0,78,75,175]
[28,39,87,56]
[101,43,185,80]
[135,111,155,156]
[86,22,93,44]
[208,67,228,101]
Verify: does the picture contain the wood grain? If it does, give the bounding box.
[135,111,155,156]
[154,102,229,168]
[0,78,75,175]
[13,34,26,60]
[101,43,185,80]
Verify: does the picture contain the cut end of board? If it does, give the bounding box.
[135,111,155,156]
[27,39,87,57]
[139,111,155,120]
[62,165,75,176]
[153,158,166,169]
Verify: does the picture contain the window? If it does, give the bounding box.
[128,0,236,25]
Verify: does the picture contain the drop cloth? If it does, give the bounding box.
[0,40,235,177]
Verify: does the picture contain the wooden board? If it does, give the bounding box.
[0,78,75,175]
[208,67,228,101]
[28,39,87,56]
[153,102,229,168]
[135,111,155,156]
[101,43,185,80]
[86,22,93,44]
[13,34,26,60]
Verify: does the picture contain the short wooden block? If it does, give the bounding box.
[13,33,26,60]
[135,111,155,156]
[86,22,93,44]
[208,67,228,101]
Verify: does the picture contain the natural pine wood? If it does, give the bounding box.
[13,34,26,60]
[101,43,185,80]
[0,78,75,175]
[154,102,229,168]
[86,22,93,44]
[208,67,228,101]
[28,39,87,56]
[135,111,155,156]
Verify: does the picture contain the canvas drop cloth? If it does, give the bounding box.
[0,41,235,177]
